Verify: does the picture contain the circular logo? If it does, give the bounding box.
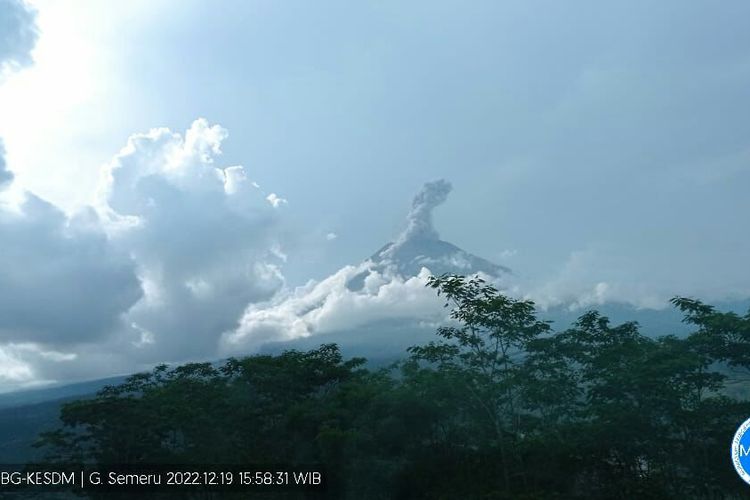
[732,417,750,484]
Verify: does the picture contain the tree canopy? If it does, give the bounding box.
[35,275,750,499]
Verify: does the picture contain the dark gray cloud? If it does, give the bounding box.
[0,0,37,76]
[1,83,140,347]
[0,194,142,345]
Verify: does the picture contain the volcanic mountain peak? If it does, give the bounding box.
[347,180,510,290]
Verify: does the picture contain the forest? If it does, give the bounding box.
[32,275,750,499]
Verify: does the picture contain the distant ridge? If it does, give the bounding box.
[0,375,127,410]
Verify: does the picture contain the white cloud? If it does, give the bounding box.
[325,232,337,241]
[0,347,35,386]
[0,342,77,392]
[523,249,671,311]
[266,192,287,208]
[221,264,447,355]
[129,322,155,348]
[98,119,287,362]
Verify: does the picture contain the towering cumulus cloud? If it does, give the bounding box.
[99,119,287,362]
[0,0,37,78]
[0,118,289,390]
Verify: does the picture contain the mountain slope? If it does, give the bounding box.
[347,180,510,291]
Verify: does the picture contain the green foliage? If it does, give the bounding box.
[35,276,750,499]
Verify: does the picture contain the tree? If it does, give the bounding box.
[33,279,750,499]
[405,274,551,495]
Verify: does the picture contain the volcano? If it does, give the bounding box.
[347,180,510,291]
[222,179,511,355]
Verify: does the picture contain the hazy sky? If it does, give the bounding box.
[3,0,750,286]
[0,0,748,390]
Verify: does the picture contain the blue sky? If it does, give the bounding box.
[0,0,749,389]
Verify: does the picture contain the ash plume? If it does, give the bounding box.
[395,179,452,245]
